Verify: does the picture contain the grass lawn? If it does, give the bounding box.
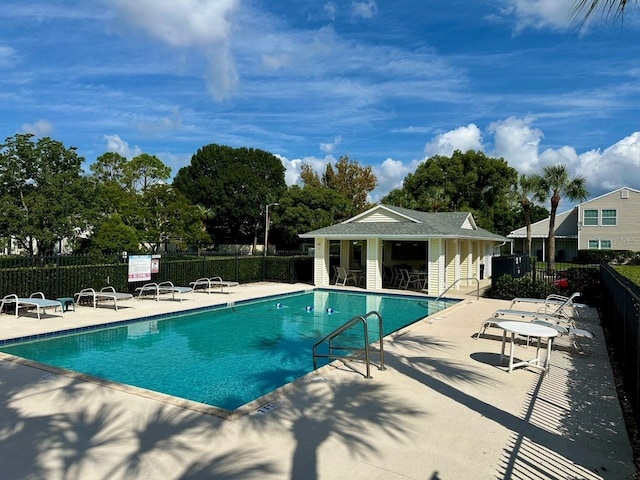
[613,265,640,286]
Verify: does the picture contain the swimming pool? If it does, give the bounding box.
[0,289,458,412]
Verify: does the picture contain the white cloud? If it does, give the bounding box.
[324,2,337,21]
[104,134,142,159]
[424,123,483,157]
[261,53,290,70]
[320,135,342,154]
[0,45,17,67]
[577,132,640,192]
[276,153,336,186]
[497,0,576,31]
[107,0,237,46]
[204,48,239,101]
[371,157,416,201]
[488,116,543,172]
[21,119,53,137]
[352,1,377,19]
[106,0,239,101]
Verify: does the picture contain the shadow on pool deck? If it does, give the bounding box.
[0,281,636,479]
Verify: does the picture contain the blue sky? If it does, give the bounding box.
[1,0,639,204]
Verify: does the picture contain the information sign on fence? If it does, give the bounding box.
[128,255,152,282]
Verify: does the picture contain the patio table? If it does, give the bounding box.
[495,320,559,375]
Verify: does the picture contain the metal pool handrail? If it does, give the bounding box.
[312,311,386,379]
[434,277,480,302]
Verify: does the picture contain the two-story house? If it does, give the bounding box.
[508,187,640,261]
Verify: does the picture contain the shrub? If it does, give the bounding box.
[485,275,562,300]
[576,249,637,265]
[564,267,600,305]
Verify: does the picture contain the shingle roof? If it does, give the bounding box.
[299,204,508,242]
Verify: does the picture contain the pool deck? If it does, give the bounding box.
[0,281,636,479]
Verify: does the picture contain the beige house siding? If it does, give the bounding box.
[428,239,445,296]
[578,188,640,250]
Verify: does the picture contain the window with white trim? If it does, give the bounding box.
[583,209,598,226]
[602,209,617,226]
[588,239,611,249]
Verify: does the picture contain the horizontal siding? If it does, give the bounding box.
[579,190,640,250]
[356,211,409,223]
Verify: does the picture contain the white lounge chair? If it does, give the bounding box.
[509,292,587,316]
[74,286,133,311]
[189,277,239,294]
[135,281,193,301]
[496,292,586,323]
[0,292,63,320]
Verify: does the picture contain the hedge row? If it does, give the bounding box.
[0,255,308,299]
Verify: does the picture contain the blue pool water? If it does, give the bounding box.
[0,289,457,411]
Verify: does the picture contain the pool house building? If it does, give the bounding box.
[300,204,509,296]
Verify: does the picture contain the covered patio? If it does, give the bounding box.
[300,204,509,296]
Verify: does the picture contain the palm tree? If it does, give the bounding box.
[537,165,588,273]
[512,174,545,256]
[572,0,637,22]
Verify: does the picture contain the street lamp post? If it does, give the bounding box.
[264,202,279,257]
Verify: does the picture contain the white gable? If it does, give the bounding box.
[461,214,477,230]
[346,205,417,224]
[355,210,409,223]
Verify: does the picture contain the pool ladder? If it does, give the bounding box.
[312,311,386,379]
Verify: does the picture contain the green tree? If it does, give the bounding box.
[88,152,202,253]
[385,150,518,233]
[537,165,588,272]
[380,188,420,210]
[124,153,171,193]
[301,155,377,216]
[0,134,94,256]
[133,185,210,252]
[271,185,351,247]
[90,213,140,256]
[90,152,128,184]
[173,144,286,244]
[511,174,546,255]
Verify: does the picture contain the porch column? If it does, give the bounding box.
[365,237,382,290]
[460,240,472,284]
[313,238,330,287]
[427,238,446,296]
[445,239,459,289]
[340,239,350,268]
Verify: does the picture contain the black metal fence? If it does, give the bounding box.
[0,251,314,300]
[600,263,640,429]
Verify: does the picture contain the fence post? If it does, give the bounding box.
[55,254,61,298]
[235,246,240,282]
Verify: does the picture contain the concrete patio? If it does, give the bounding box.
[0,282,636,479]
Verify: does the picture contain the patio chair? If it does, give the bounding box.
[335,267,358,287]
[74,286,133,311]
[331,265,340,285]
[0,292,63,320]
[399,269,422,290]
[135,282,193,301]
[189,277,239,294]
